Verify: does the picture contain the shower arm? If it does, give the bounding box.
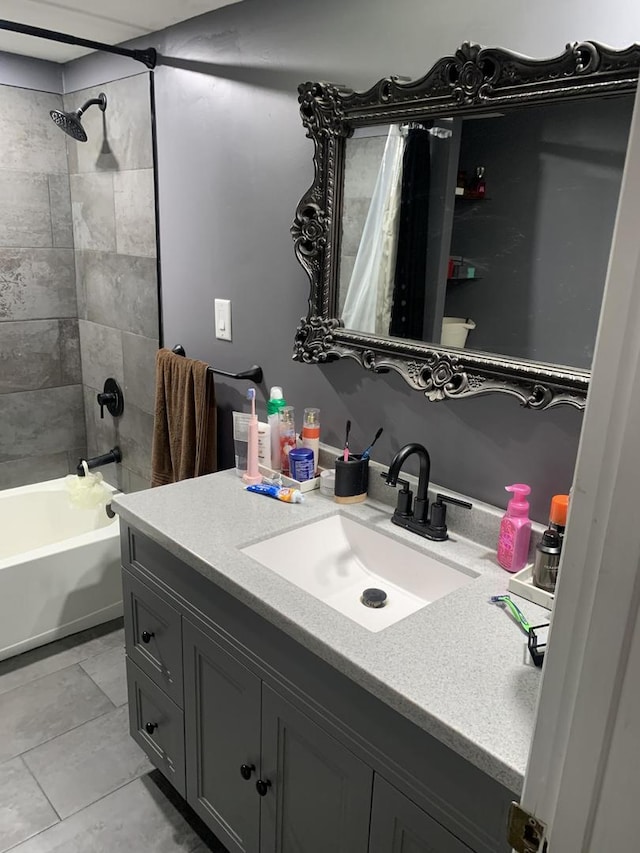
[0,19,156,69]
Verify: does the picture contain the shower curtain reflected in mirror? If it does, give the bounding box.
[341,125,406,335]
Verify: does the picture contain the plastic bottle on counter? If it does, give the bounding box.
[279,406,296,476]
[497,484,532,573]
[301,408,320,475]
[267,386,286,472]
[548,494,569,542]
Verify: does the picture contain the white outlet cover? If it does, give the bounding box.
[215,298,232,341]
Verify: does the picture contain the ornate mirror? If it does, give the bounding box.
[291,41,640,409]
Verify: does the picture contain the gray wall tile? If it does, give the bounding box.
[64,74,152,175]
[48,174,74,248]
[0,248,76,321]
[117,403,154,480]
[0,385,85,463]
[70,172,116,251]
[122,332,158,415]
[0,87,67,174]
[0,172,52,248]
[77,250,158,337]
[114,169,157,257]
[59,318,81,385]
[0,320,62,394]
[0,452,71,489]
[78,319,123,391]
[0,756,58,851]
[120,467,150,492]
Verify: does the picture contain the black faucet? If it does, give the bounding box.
[76,446,122,476]
[382,442,472,541]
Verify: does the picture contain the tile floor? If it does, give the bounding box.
[0,619,227,852]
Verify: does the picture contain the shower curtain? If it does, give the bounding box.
[342,125,407,335]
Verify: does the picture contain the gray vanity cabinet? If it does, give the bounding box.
[260,684,373,853]
[121,525,514,853]
[369,777,473,853]
[182,618,372,853]
[183,619,261,853]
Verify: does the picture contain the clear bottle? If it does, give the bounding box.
[497,484,532,573]
[267,387,286,472]
[279,406,296,476]
[301,408,320,475]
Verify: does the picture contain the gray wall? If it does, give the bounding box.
[0,82,84,488]
[0,50,62,92]
[63,0,640,520]
[65,73,158,493]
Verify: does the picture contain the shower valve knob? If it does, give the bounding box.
[96,378,124,419]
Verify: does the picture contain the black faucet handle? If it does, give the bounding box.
[435,493,473,510]
[380,473,413,517]
[429,493,472,538]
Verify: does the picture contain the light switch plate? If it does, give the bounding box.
[215,298,232,341]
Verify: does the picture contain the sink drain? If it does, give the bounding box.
[361,588,387,609]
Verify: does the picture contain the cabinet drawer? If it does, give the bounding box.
[127,658,185,797]
[123,569,183,706]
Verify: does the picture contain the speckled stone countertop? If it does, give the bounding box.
[113,466,549,795]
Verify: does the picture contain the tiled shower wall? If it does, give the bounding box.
[0,84,85,488]
[65,73,158,492]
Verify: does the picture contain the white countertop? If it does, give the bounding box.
[113,469,548,794]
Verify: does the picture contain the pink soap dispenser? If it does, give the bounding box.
[497,484,532,573]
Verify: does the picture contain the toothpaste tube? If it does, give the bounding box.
[246,483,304,504]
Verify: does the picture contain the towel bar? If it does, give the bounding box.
[171,345,263,384]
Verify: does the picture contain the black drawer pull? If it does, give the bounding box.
[145,722,158,735]
[256,778,272,796]
[141,631,154,644]
[240,763,255,780]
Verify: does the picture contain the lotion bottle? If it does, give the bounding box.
[301,408,320,475]
[497,484,532,573]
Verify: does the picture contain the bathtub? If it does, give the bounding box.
[0,477,122,661]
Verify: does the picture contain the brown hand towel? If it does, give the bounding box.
[151,348,217,487]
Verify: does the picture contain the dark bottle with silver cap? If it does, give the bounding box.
[532,528,562,592]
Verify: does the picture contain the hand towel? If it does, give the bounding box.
[151,348,217,487]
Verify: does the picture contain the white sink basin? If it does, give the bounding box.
[241,514,478,632]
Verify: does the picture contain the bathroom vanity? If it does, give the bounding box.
[114,468,547,853]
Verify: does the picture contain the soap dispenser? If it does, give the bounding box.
[497,484,532,573]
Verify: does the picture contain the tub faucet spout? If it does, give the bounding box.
[77,446,122,476]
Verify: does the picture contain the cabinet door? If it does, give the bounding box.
[369,776,473,853]
[260,684,373,853]
[183,619,261,853]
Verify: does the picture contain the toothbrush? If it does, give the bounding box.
[343,419,351,462]
[242,388,262,485]
[490,594,532,634]
[361,427,383,460]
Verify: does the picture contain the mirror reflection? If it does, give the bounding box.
[339,95,633,369]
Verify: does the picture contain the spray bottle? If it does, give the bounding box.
[497,484,532,573]
[267,386,286,472]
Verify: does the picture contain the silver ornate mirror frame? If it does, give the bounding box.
[291,41,640,409]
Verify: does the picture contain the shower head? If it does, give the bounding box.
[50,93,107,142]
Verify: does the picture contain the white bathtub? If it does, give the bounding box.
[0,477,122,661]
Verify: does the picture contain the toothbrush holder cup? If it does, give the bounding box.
[334,455,369,504]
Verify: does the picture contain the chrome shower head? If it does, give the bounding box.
[50,93,107,142]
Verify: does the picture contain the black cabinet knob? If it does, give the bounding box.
[145,722,158,735]
[256,779,272,796]
[240,763,255,780]
[141,631,154,644]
